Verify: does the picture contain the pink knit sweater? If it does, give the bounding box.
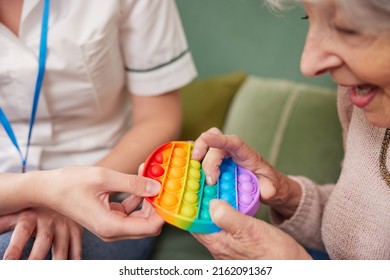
[272,87,390,259]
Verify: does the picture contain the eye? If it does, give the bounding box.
[335,26,359,36]
[301,15,309,20]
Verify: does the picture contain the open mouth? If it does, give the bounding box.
[349,84,379,108]
[354,85,376,96]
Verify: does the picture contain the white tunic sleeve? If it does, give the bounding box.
[119,0,197,95]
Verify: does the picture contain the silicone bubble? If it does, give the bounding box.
[142,141,260,233]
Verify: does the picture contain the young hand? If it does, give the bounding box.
[1,208,82,260]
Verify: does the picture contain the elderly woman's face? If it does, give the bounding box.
[300,0,390,128]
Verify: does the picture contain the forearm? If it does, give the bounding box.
[96,119,181,173]
[0,171,50,215]
[96,90,182,173]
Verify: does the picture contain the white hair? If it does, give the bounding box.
[264,0,390,31]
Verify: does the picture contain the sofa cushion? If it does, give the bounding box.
[180,71,247,141]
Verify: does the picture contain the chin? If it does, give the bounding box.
[364,112,390,128]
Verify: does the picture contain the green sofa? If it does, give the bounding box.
[149,72,343,259]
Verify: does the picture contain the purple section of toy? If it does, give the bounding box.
[237,166,260,216]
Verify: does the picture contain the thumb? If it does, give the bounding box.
[126,175,161,197]
[95,169,161,197]
[209,199,248,234]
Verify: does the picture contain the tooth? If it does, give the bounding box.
[355,86,371,96]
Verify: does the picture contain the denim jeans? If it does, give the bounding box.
[0,230,155,260]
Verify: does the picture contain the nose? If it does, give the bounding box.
[300,32,343,77]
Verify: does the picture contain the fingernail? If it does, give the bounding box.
[146,180,161,195]
[4,256,16,260]
[209,199,217,209]
[191,149,199,158]
[206,176,213,185]
[209,199,222,221]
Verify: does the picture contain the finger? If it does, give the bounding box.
[3,217,36,260]
[140,200,154,216]
[68,225,82,260]
[201,147,225,185]
[192,128,226,185]
[193,132,277,200]
[121,195,143,214]
[0,214,17,234]
[208,199,250,235]
[191,230,221,246]
[51,223,69,260]
[99,171,161,197]
[110,202,126,213]
[194,132,258,168]
[192,127,223,161]
[131,200,155,218]
[28,222,54,260]
[97,213,164,242]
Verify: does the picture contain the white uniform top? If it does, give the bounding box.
[0,0,197,172]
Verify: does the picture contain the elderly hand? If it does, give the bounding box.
[191,127,302,219]
[192,199,311,259]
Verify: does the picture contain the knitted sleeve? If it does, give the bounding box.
[270,176,334,250]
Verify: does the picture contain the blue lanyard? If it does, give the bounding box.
[0,0,50,173]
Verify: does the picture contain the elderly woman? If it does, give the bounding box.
[191,0,390,259]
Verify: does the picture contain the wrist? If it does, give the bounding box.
[23,170,54,209]
[0,171,44,214]
[271,174,302,219]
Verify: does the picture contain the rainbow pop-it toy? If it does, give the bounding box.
[142,141,260,233]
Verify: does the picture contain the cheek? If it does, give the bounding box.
[342,35,390,86]
[351,51,390,89]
